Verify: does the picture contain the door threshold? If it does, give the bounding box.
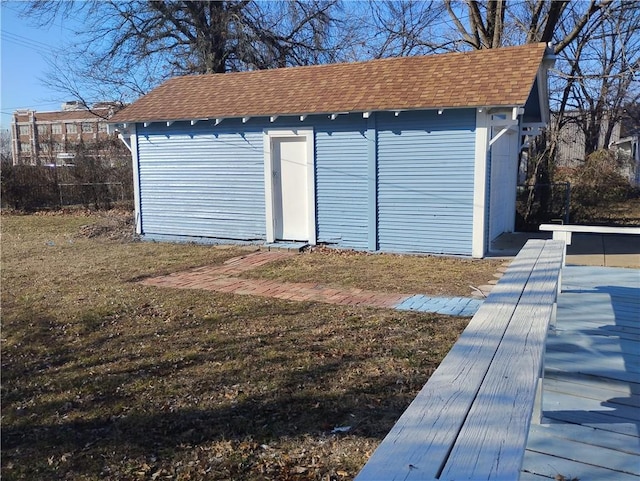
[262,241,309,252]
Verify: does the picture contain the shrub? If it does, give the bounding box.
[555,149,633,223]
[1,162,60,210]
[1,139,133,211]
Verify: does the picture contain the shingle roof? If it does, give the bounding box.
[111,43,549,124]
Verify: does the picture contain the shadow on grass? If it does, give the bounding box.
[2,298,449,480]
[2,366,412,480]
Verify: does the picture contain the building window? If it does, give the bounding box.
[37,124,48,135]
[66,123,78,134]
[20,142,31,152]
[39,143,51,152]
[54,143,64,152]
[98,122,108,133]
[52,123,63,134]
[19,125,29,135]
[82,122,93,133]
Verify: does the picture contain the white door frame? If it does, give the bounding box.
[263,129,316,244]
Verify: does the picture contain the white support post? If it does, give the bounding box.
[472,109,489,258]
[129,125,142,235]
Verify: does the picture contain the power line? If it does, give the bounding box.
[1,102,63,114]
[1,3,80,34]
[1,30,58,56]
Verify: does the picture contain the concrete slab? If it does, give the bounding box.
[395,295,482,316]
[490,232,639,269]
[489,232,551,257]
[261,242,309,252]
[566,233,640,268]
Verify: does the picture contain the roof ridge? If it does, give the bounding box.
[169,43,548,82]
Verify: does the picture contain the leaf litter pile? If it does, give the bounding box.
[2,211,501,480]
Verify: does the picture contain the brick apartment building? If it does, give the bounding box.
[10,101,123,166]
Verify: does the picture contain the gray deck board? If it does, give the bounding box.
[522,265,640,480]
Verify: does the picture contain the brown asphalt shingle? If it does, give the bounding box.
[111,43,549,123]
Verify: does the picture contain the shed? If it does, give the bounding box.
[110,43,554,257]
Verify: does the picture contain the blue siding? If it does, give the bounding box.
[137,121,265,240]
[133,109,480,255]
[377,109,476,255]
[314,114,370,250]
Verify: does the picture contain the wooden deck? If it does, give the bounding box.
[521,265,640,480]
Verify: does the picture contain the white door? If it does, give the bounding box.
[489,129,517,241]
[272,137,309,241]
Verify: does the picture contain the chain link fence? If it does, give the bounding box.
[516,182,571,231]
[1,162,133,211]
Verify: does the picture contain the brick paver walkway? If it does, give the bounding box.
[141,250,483,315]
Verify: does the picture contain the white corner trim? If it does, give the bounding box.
[512,107,524,120]
[129,125,142,235]
[263,129,316,245]
[472,110,490,258]
[263,140,275,243]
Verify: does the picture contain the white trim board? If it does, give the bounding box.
[128,125,142,235]
[263,129,316,245]
[472,110,490,258]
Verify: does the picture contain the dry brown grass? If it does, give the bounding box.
[244,246,502,297]
[1,212,499,480]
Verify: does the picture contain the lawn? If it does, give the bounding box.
[1,211,500,481]
[244,246,502,298]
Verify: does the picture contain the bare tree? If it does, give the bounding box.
[432,0,632,224]
[351,1,448,58]
[0,130,11,163]
[444,0,506,49]
[443,0,614,53]
[554,1,640,157]
[22,0,348,106]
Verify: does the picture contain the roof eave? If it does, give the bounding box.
[110,104,533,127]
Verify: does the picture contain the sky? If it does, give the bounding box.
[1,1,81,130]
